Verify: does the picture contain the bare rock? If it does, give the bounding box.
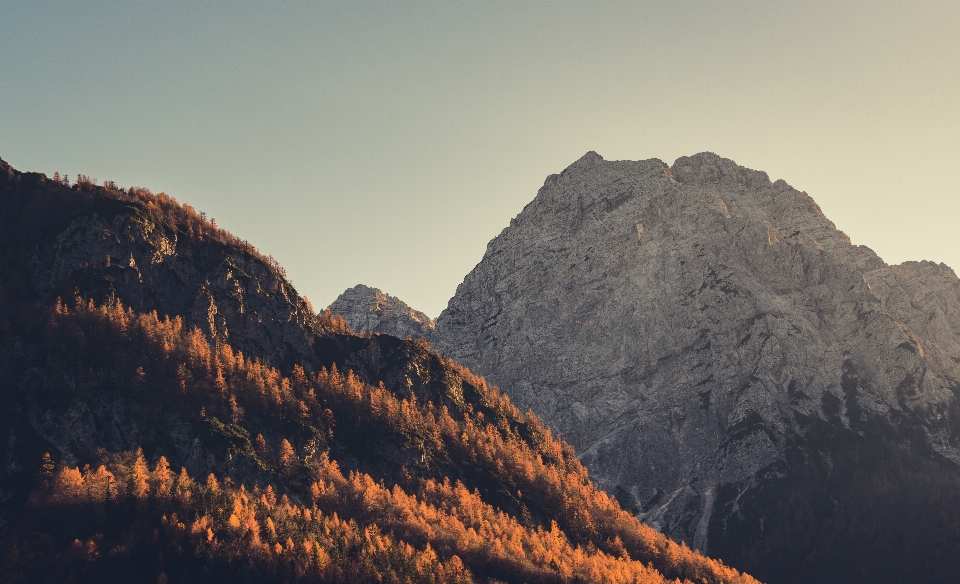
[29,208,317,370]
[431,151,960,579]
[328,284,435,340]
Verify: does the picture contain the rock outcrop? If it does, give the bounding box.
[328,284,435,340]
[29,208,317,370]
[431,151,960,582]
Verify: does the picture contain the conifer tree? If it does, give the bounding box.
[152,456,173,497]
[131,448,150,498]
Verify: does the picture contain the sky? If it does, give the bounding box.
[2,1,959,317]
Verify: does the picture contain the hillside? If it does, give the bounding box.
[415,151,960,583]
[0,158,755,583]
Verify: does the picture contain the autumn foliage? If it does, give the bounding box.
[0,296,758,583]
[0,161,757,584]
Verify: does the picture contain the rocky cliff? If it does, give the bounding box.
[431,151,960,583]
[328,284,435,340]
[0,160,324,527]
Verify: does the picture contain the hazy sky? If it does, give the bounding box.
[3,1,959,317]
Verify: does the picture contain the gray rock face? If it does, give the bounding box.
[29,208,318,369]
[328,284,435,340]
[431,151,960,564]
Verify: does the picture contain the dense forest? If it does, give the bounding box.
[0,159,757,583]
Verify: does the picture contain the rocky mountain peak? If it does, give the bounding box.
[670,151,768,188]
[572,150,605,166]
[432,151,960,582]
[328,284,435,340]
[669,152,846,238]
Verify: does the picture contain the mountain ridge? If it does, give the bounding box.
[0,156,755,583]
[334,151,960,583]
[435,150,960,582]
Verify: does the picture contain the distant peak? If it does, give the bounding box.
[671,152,730,175]
[570,151,604,167]
[344,283,382,296]
[677,151,722,162]
[328,284,435,339]
[670,152,772,190]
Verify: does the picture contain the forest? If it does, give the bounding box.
[0,160,756,583]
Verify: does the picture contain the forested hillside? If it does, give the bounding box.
[0,159,756,583]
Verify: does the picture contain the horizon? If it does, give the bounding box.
[3,1,959,317]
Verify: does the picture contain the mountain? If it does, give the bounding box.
[423,152,960,583]
[328,284,435,340]
[0,158,755,583]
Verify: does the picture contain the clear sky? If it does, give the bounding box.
[2,1,959,317]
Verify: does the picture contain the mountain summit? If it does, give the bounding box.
[328,284,434,340]
[428,151,960,582]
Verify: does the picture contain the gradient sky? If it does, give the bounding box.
[3,1,959,317]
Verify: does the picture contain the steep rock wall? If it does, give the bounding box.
[431,151,960,581]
